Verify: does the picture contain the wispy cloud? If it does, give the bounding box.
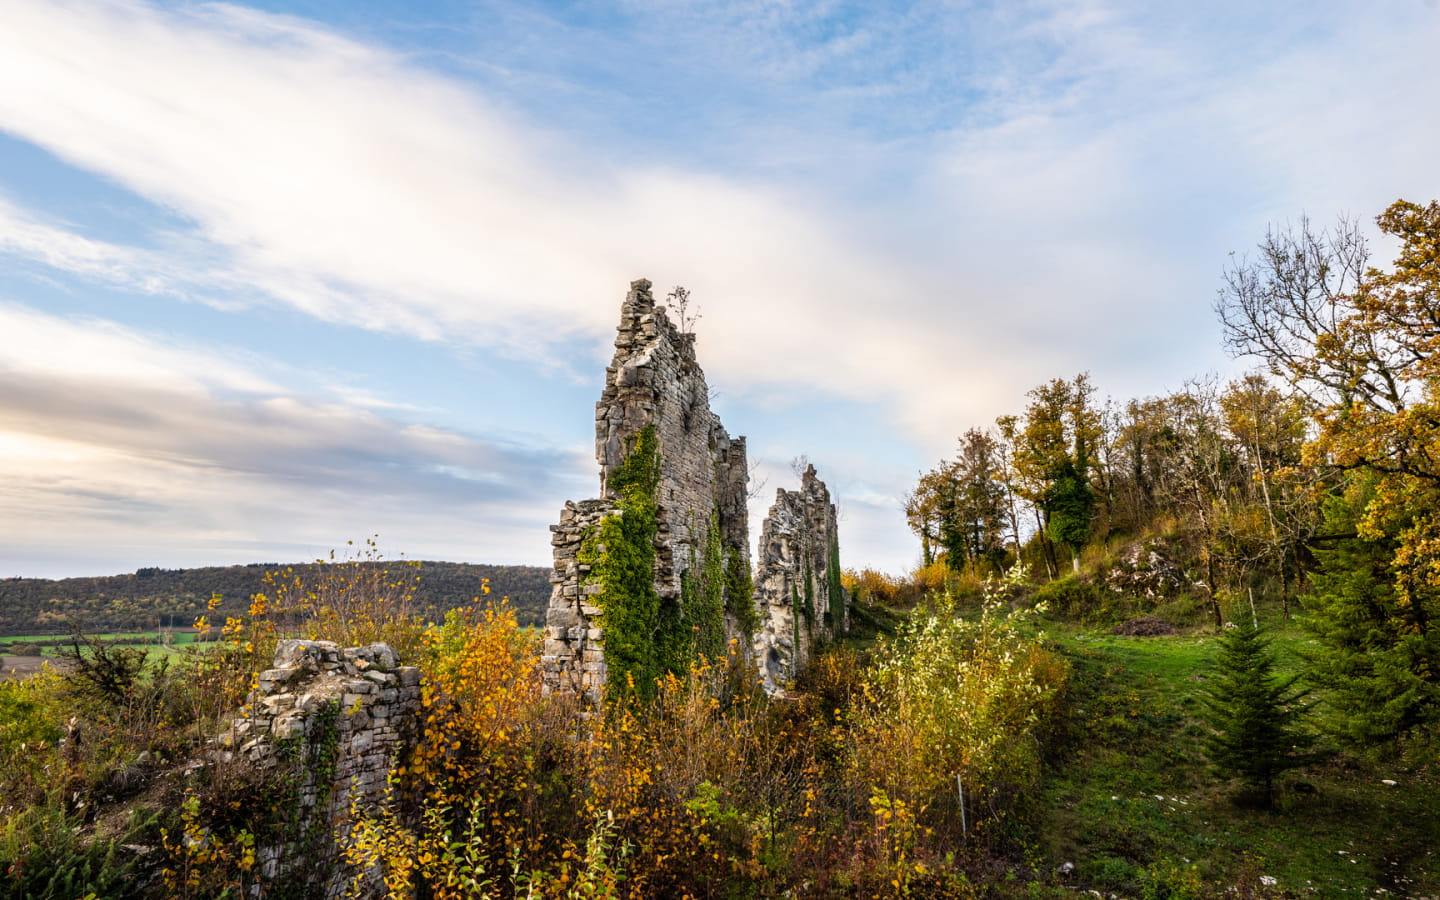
[5,0,1438,459]
[2,0,1439,576]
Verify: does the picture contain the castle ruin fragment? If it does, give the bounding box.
[751,465,846,693]
[542,279,847,701]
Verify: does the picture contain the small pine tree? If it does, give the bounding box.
[1201,623,1318,808]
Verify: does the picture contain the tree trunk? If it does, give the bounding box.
[1205,551,1223,628]
[1035,507,1058,579]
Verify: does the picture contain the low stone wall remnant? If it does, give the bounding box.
[223,638,420,898]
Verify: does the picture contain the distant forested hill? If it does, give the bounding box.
[0,561,551,635]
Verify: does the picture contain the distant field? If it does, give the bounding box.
[0,655,55,680]
[0,630,202,652]
[0,631,207,679]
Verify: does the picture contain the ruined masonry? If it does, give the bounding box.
[752,464,846,693]
[223,639,420,898]
[543,279,846,700]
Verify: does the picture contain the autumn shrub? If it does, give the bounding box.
[794,644,866,719]
[3,559,1070,898]
[0,668,65,806]
[847,595,1067,856]
[1030,575,1100,620]
[578,646,807,896]
[344,603,586,899]
[844,566,942,609]
[0,644,258,898]
[244,537,430,664]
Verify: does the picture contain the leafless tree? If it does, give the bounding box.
[1216,215,1395,410]
[667,285,701,334]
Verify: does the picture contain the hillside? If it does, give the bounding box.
[0,560,551,635]
[1030,621,1439,897]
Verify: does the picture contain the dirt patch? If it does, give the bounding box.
[1111,616,1181,637]
[1,655,64,680]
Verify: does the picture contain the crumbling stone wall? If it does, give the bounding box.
[752,465,846,693]
[544,498,618,698]
[543,279,752,701]
[223,639,420,897]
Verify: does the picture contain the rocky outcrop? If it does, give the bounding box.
[222,639,420,897]
[543,280,752,702]
[752,465,845,693]
[1101,540,1190,599]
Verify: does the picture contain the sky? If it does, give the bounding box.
[2,0,1439,579]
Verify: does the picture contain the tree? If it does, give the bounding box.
[1201,622,1318,808]
[904,468,949,568]
[1001,375,1103,575]
[1218,199,1440,749]
[1218,375,1316,617]
[908,430,1012,577]
[950,428,1011,575]
[1162,380,1242,628]
[1304,475,1440,749]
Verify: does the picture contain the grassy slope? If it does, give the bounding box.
[1027,621,1439,898]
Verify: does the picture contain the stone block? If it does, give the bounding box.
[272,714,305,741]
[273,638,337,668]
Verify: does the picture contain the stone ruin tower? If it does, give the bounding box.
[751,465,846,693]
[542,279,848,702]
[543,280,751,701]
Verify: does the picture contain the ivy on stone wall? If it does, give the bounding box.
[826,532,845,633]
[679,509,727,664]
[725,548,757,641]
[584,426,661,703]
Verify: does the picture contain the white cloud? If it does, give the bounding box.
[0,301,279,394]
[2,0,1440,577]
[0,0,1021,452]
[0,304,588,575]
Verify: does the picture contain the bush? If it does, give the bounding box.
[1031,576,1099,619]
[849,596,1068,850]
[0,670,65,804]
[0,804,153,900]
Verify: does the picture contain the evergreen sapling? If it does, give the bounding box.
[1201,623,1319,808]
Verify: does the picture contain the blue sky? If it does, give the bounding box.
[1,0,1438,578]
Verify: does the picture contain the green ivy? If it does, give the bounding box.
[270,700,342,898]
[724,547,757,642]
[583,426,662,703]
[686,511,728,663]
[826,532,844,634]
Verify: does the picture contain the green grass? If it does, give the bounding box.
[1025,618,1440,897]
[0,631,204,661]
